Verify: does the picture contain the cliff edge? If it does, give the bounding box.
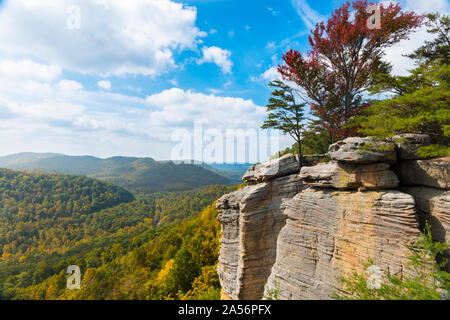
[216,135,450,300]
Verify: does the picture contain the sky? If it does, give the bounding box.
[0,0,448,162]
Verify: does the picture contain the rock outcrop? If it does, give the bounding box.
[402,187,450,237]
[242,153,299,184]
[400,186,450,272]
[328,137,397,164]
[300,161,399,190]
[216,136,450,300]
[264,189,419,299]
[216,172,301,300]
[396,157,450,189]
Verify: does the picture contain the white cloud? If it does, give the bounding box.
[198,46,233,74]
[97,80,112,90]
[0,57,268,159]
[146,88,265,131]
[251,66,282,83]
[19,101,85,121]
[57,80,83,92]
[266,42,276,50]
[0,58,151,150]
[0,0,206,77]
[291,0,326,29]
[404,0,449,13]
[0,59,61,82]
[261,67,282,82]
[382,0,450,76]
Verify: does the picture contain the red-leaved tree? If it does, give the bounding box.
[279,0,423,143]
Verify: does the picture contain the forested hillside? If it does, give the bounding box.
[0,153,232,193]
[0,168,235,299]
[0,169,135,258]
[5,205,224,300]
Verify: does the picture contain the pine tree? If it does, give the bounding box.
[355,13,450,157]
[262,80,307,167]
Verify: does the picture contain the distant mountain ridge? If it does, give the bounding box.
[0,153,249,193]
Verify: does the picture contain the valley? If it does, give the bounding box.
[0,167,236,299]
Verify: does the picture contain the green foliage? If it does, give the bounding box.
[334,225,450,300]
[406,13,449,66]
[264,280,280,300]
[357,62,450,157]
[356,13,450,158]
[262,80,307,165]
[0,168,235,300]
[0,169,134,258]
[180,265,221,300]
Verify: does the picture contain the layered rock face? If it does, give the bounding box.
[396,157,450,189]
[397,157,450,272]
[264,189,419,299]
[216,154,301,300]
[392,138,450,271]
[217,135,450,300]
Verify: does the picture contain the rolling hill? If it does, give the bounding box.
[0,153,247,193]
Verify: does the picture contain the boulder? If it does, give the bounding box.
[396,157,449,189]
[216,173,301,300]
[264,189,420,300]
[391,133,432,160]
[300,161,399,189]
[328,137,397,164]
[242,153,299,184]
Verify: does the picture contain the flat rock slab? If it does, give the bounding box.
[328,137,397,164]
[300,161,399,189]
[242,154,299,184]
[396,157,449,190]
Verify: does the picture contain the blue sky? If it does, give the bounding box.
[0,0,447,162]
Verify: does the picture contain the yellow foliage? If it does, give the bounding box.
[45,283,57,299]
[157,259,174,281]
[83,268,96,283]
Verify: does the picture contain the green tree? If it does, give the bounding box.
[167,247,200,294]
[262,80,307,167]
[407,13,449,66]
[355,13,450,157]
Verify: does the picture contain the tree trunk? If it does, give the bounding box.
[296,138,304,171]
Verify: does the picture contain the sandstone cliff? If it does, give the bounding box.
[216,135,450,300]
